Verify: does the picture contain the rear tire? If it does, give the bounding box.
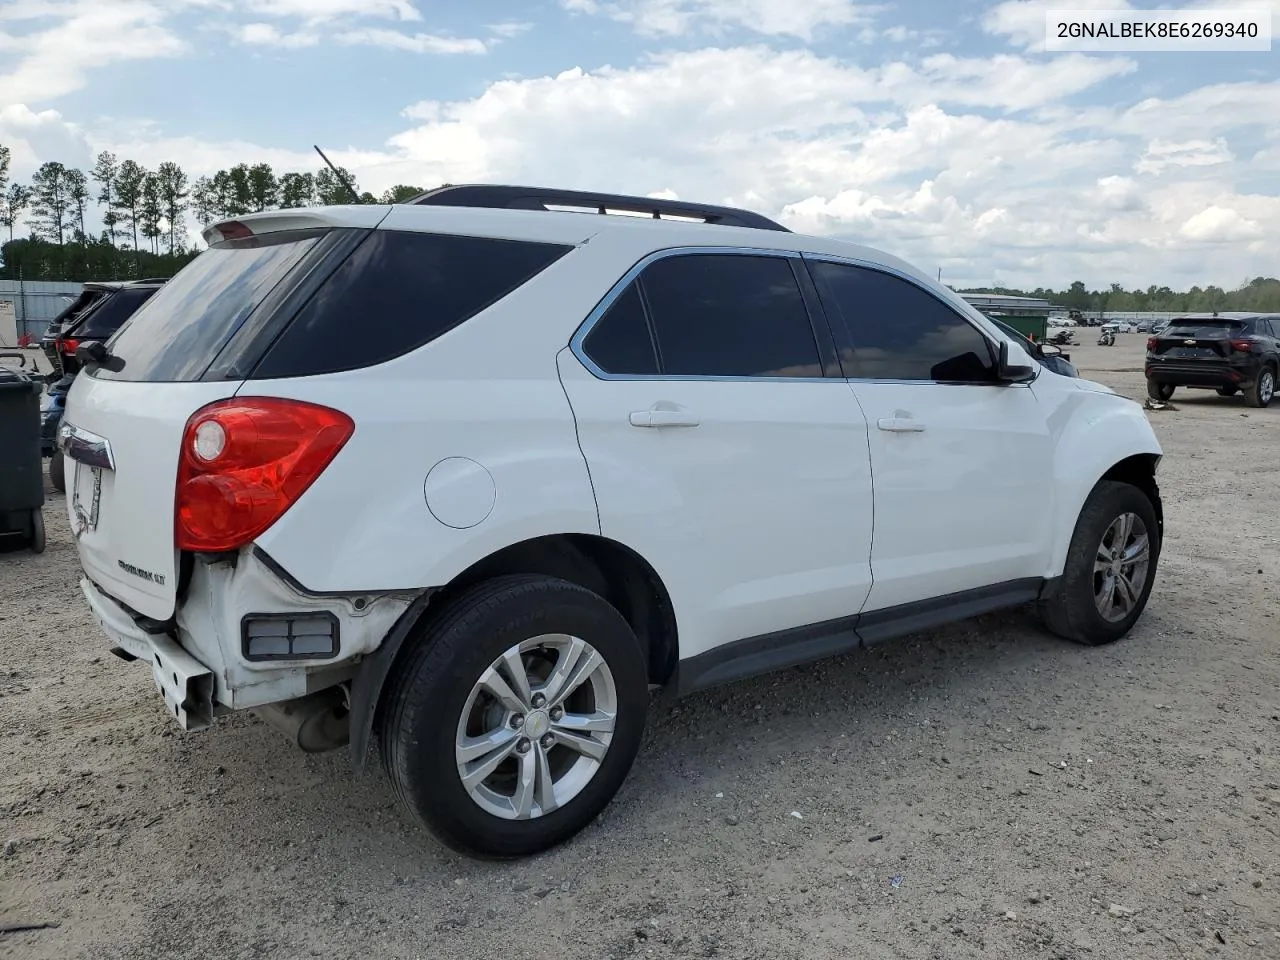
[1244,366,1275,408]
[49,450,66,494]
[1146,380,1174,401]
[1039,481,1160,646]
[379,574,649,858]
[1216,385,1238,397]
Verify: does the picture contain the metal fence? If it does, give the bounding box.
[0,279,84,343]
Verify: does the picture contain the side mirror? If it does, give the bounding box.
[1039,341,1063,357]
[997,339,1036,383]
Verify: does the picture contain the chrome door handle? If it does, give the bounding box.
[629,409,700,428]
[877,417,925,433]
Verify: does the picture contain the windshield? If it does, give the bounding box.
[95,230,325,382]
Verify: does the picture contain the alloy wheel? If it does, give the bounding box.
[1093,512,1151,622]
[455,634,617,820]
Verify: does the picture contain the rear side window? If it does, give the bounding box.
[96,231,325,382]
[582,283,658,375]
[250,231,573,379]
[810,261,995,382]
[636,254,823,378]
[74,287,158,339]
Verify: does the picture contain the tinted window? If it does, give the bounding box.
[97,231,324,382]
[74,288,158,339]
[638,254,822,378]
[810,262,995,382]
[1163,319,1247,338]
[582,283,658,375]
[252,230,573,379]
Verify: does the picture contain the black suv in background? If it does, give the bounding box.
[1145,313,1279,407]
[40,278,166,492]
[42,279,166,377]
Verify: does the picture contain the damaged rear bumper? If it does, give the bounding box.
[81,577,216,731]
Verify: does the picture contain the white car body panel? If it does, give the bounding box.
[62,374,241,620]
[850,378,1055,612]
[557,349,875,659]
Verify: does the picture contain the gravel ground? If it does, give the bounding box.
[2,334,1279,960]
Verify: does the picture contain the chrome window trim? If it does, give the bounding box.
[568,245,834,384]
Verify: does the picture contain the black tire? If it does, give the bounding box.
[29,509,45,554]
[49,450,66,494]
[1216,385,1238,397]
[1146,379,1174,401]
[1244,365,1275,408]
[379,574,649,858]
[1039,481,1160,646]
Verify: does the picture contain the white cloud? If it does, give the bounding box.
[561,0,873,39]
[334,26,486,54]
[1179,205,1264,241]
[0,0,188,104]
[1136,138,1233,175]
[239,0,422,22]
[487,21,533,38]
[236,22,320,47]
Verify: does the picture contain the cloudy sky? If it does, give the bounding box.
[1,0,1277,289]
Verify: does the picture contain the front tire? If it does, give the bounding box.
[379,575,649,858]
[1244,366,1275,408]
[1039,481,1160,646]
[1146,380,1174,401]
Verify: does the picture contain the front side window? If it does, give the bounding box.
[809,261,996,383]
[637,253,823,378]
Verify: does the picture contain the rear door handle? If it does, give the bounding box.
[877,417,925,433]
[629,409,700,428]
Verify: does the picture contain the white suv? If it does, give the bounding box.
[61,185,1164,858]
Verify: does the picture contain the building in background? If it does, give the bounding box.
[0,280,82,345]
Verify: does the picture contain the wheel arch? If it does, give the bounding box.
[348,533,679,772]
[1046,405,1163,580]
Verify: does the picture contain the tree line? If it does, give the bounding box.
[960,277,1280,315]
[0,142,424,282]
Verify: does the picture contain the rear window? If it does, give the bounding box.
[73,287,159,339]
[1163,319,1248,337]
[95,231,324,382]
[248,230,573,379]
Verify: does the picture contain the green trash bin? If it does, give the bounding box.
[0,363,46,554]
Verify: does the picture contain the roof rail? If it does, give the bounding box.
[407,184,791,232]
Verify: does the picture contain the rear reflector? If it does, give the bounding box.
[176,397,354,553]
[241,613,339,661]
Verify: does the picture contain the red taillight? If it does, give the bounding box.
[1229,338,1255,352]
[175,398,354,553]
[58,337,80,356]
[1146,337,1158,351]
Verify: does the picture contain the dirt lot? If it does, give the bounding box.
[3,334,1278,960]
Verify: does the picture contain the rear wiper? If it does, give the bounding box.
[76,340,126,373]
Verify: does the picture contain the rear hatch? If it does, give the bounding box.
[1150,318,1248,360]
[62,209,388,621]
